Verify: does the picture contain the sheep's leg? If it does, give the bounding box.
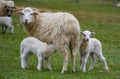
[45,57,52,70]
[70,51,75,72]
[82,52,89,72]
[21,50,29,69]
[61,50,68,74]
[97,52,108,71]
[37,55,42,71]
[89,53,96,71]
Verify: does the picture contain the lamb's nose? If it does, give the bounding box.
[25,19,28,22]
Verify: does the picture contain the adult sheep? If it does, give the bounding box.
[17,7,80,74]
[0,0,16,16]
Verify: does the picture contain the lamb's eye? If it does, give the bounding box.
[31,13,33,15]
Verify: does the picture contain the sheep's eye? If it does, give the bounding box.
[31,13,33,15]
[21,13,24,15]
[83,34,85,37]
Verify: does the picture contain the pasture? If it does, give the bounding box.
[0,0,120,79]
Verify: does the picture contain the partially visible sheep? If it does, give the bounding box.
[20,37,56,70]
[0,0,16,16]
[100,0,116,6]
[17,7,80,73]
[0,16,14,34]
[79,30,108,72]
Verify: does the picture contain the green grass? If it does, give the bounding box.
[0,0,120,79]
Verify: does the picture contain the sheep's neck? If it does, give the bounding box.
[24,15,38,36]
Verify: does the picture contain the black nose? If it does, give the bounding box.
[86,39,89,42]
[25,19,28,22]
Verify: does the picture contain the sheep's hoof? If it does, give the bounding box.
[2,32,5,34]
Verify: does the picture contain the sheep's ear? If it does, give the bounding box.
[80,32,83,35]
[16,11,24,15]
[91,32,95,36]
[33,11,38,15]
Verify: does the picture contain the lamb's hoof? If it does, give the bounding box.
[72,70,75,73]
[10,33,13,35]
[61,69,67,74]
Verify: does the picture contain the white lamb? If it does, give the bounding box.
[20,37,56,71]
[17,7,80,73]
[0,16,14,34]
[79,30,108,72]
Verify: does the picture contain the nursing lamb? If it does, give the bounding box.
[17,7,80,73]
[79,30,108,72]
[20,37,56,70]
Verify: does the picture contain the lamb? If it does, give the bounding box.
[0,0,16,16]
[79,30,108,72]
[17,7,80,73]
[0,16,14,34]
[20,37,56,71]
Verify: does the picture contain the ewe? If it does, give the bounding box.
[0,0,16,16]
[20,37,56,71]
[0,16,14,34]
[17,7,80,73]
[79,30,108,72]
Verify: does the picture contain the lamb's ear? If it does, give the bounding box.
[33,11,38,15]
[91,32,95,36]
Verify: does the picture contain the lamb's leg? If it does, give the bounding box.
[89,53,96,71]
[82,52,89,72]
[61,50,68,74]
[112,0,116,6]
[100,0,104,5]
[6,23,14,34]
[21,50,29,69]
[9,25,14,34]
[79,54,84,71]
[97,52,108,71]
[37,55,42,71]
[1,25,6,34]
[45,57,52,70]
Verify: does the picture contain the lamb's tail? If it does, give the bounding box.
[20,43,24,56]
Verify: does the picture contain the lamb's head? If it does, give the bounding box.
[81,30,95,42]
[17,7,38,25]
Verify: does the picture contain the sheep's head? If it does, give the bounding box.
[81,30,95,42]
[5,1,16,17]
[17,7,38,25]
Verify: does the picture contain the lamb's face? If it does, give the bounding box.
[17,7,38,25]
[81,30,95,42]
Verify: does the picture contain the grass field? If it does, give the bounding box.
[0,0,120,79]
